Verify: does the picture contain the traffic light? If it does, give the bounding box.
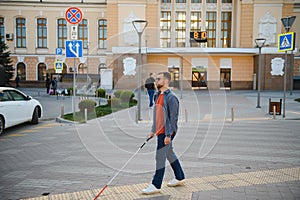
[190,31,207,43]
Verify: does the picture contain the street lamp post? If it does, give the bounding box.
[132,20,148,121]
[255,38,266,108]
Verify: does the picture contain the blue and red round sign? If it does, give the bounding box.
[65,7,82,25]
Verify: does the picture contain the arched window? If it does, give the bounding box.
[37,63,46,81]
[16,17,26,48]
[17,62,26,80]
[78,63,87,74]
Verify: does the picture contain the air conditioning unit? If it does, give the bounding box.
[6,33,14,40]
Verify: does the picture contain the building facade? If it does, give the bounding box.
[0,0,299,90]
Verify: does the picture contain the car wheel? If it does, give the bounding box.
[0,116,4,135]
[31,107,39,124]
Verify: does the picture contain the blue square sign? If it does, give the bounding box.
[56,48,63,55]
[65,40,83,58]
[278,32,295,52]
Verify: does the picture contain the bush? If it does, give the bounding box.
[78,99,96,112]
[96,88,106,98]
[113,90,122,98]
[295,98,300,103]
[108,98,121,108]
[67,87,73,96]
[120,90,134,103]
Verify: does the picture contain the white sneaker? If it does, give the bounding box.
[167,178,185,187]
[142,184,160,194]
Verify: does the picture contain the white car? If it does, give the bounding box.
[0,87,43,134]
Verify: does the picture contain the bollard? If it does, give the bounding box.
[38,91,40,96]
[84,108,87,123]
[135,109,138,124]
[185,109,188,122]
[61,105,64,118]
[273,105,276,120]
[231,107,234,122]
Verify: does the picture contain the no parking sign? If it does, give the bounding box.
[65,7,82,25]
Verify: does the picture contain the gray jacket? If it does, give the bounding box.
[151,89,179,137]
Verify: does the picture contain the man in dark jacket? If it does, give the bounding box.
[142,72,185,195]
[145,73,156,108]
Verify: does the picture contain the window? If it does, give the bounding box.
[176,0,186,2]
[160,11,171,48]
[37,18,47,48]
[37,63,46,81]
[78,19,88,49]
[98,19,107,49]
[17,62,26,80]
[206,12,216,47]
[207,0,217,2]
[190,12,201,32]
[161,0,171,2]
[222,0,232,3]
[221,12,232,47]
[176,12,186,47]
[16,18,26,48]
[0,17,4,43]
[57,19,67,48]
[191,0,201,2]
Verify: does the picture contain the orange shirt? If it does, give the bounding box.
[156,93,165,135]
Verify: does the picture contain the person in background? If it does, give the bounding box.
[46,74,51,94]
[15,76,20,88]
[144,73,156,108]
[51,77,57,95]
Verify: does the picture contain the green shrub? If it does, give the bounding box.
[67,87,73,96]
[78,99,96,112]
[109,98,121,107]
[120,90,134,103]
[295,98,300,103]
[113,90,122,98]
[96,88,106,98]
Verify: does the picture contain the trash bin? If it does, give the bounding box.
[269,98,282,115]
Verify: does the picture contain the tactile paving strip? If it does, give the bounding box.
[23,167,300,200]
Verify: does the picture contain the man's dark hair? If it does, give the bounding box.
[149,73,153,76]
[158,72,171,81]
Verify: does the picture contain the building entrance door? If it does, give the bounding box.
[192,71,207,88]
[168,67,179,88]
[220,68,231,88]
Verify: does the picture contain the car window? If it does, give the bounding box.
[8,90,26,101]
[0,91,11,101]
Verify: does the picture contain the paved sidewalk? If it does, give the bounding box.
[3,88,300,200]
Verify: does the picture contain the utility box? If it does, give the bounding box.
[269,98,282,115]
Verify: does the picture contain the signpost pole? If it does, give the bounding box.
[283,51,287,118]
[73,58,76,114]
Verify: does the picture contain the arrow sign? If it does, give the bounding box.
[278,32,295,52]
[66,40,83,58]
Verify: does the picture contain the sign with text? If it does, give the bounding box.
[190,31,207,43]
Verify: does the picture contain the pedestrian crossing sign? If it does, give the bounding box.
[278,32,295,52]
[54,61,64,73]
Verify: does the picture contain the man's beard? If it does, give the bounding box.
[156,84,163,89]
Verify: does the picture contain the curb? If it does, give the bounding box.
[55,116,79,124]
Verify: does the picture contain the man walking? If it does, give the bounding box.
[142,72,185,194]
[144,73,156,108]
